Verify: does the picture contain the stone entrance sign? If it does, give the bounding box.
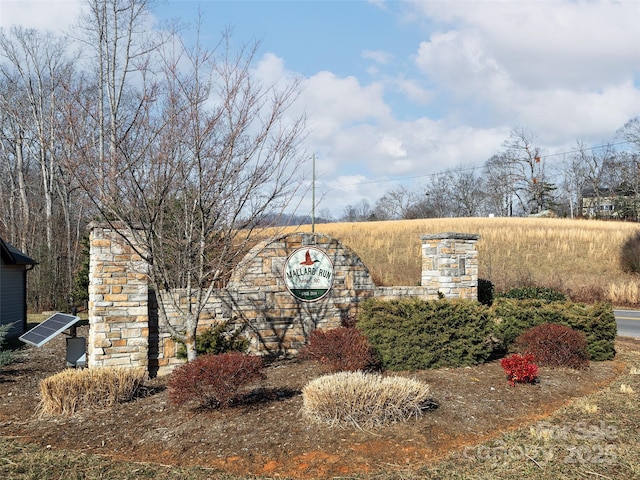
[88,225,480,376]
[283,246,335,301]
[226,233,375,355]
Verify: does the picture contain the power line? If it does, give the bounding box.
[539,140,630,159]
[328,140,634,187]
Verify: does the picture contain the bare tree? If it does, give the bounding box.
[561,140,600,218]
[449,168,484,217]
[616,118,640,220]
[424,172,454,217]
[501,128,555,215]
[0,27,74,251]
[75,0,159,200]
[0,76,31,249]
[0,27,90,310]
[618,117,640,151]
[572,142,621,218]
[373,186,414,220]
[403,197,435,219]
[342,199,373,222]
[612,151,640,220]
[68,2,307,360]
[482,154,515,216]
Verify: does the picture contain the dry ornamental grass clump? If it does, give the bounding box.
[301,371,435,429]
[37,367,146,416]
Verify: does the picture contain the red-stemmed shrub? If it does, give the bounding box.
[514,323,589,369]
[168,352,265,409]
[299,327,379,373]
[500,353,539,386]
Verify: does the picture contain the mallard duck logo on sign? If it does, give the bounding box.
[284,247,334,301]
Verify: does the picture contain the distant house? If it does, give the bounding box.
[0,237,37,338]
[581,187,640,221]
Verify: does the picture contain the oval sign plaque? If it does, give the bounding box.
[284,247,334,302]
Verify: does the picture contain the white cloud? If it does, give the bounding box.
[395,119,507,171]
[254,52,288,83]
[0,0,83,32]
[318,174,390,217]
[415,30,511,99]
[367,0,388,12]
[393,76,433,104]
[377,134,406,158]
[301,71,390,141]
[327,175,369,194]
[412,0,640,90]
[513,81,640,144]
[459,1,638,90]
[409,0,640,148]
[362,49,393,65]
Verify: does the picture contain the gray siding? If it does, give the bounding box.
[0,262,26,337]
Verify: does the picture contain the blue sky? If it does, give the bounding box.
[1,0,640,218]
[155,2,420,76]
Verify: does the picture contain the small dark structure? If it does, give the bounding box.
[0,237,37,338]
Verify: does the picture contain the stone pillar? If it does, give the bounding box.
[87,223,150,369]
[421,232,480,300]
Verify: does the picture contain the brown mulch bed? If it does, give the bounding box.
[0,326,630,479]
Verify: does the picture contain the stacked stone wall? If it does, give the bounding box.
[87,223,149,369]
[421,232,480,299]
[225,233,377,356]
[88,226,480,376]
[147,290,233,375]
[146,233,379,375]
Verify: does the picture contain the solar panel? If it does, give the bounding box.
[19,313,81,347]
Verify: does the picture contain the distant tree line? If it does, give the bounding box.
[339,122,640,222]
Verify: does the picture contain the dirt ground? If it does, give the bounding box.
[0,326,631,479]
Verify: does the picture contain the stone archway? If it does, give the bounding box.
[226,232,377,355]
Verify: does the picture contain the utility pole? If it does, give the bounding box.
[312,153,316,233]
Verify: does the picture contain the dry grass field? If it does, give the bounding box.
[287,217,640,306]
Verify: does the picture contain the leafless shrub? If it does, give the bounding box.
[37,367,146,416]
[301,371,435,429]
[620,231,640,274]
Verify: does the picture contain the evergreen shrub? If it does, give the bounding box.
[490,298,616,361]
[477,278,494,306]
[490,298,567,351]
[514,323,589,369]
[0,324,13,367]
[176,320,249,359]
[357,298,493,371]
[299,326,378,373]
[497,286,567,302]
[168,352,265,409]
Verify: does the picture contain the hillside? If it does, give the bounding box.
[285,217,640,306]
